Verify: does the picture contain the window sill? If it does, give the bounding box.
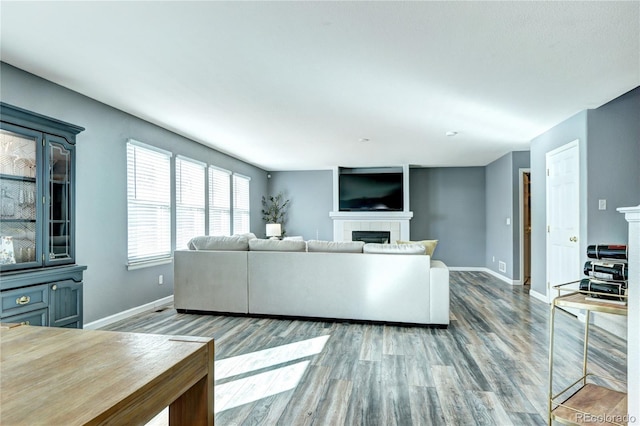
[127,257,173,271]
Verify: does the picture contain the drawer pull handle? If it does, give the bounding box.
[20,321,30,326]
[16,296,31,305]
[51,285,57,291]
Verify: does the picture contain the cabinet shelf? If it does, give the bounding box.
[0,174,36,182]
[551,383,627,426]
[553,292,628,316]
[0,218,36,223]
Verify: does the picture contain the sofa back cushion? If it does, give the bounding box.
[307,240,364,253]
[397,239,438,256]
[249,239,307,252]
[232,232,258,240]
[363,243,426,255]
[188,235,250,251]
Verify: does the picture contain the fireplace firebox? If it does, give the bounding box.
[352,231,391,244]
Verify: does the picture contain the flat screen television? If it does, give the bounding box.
[339,172,403,211]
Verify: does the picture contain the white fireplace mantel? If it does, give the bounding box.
[329,211,414,221]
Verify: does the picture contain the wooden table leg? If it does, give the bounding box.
[169,339,214,425]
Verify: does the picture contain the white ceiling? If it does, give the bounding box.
[1,1,639,171]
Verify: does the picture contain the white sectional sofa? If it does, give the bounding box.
[174,236,450,326]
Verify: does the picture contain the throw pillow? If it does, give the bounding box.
[397,239,438,256]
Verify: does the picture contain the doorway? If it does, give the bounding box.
[545,140,581,302]
[520,169,531,286]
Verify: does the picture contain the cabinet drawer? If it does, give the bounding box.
[0,284,49,317]
[1,308,48,326]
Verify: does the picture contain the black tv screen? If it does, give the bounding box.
[339,173,403,211]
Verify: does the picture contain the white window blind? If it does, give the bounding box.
[233,174,251,234]
[127,140,171,266]
[176,156,206,249]
[209,167,231,236]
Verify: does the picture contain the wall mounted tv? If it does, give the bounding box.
[339,170,404,211]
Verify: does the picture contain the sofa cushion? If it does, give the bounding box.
[397,239,438,256]
[307,240,364,253]
[188,235,250,251]
[249,239,307,252]
[232,232,258,240]
[363,243,426,255]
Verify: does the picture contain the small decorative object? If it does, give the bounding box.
[266,223,282,240]
[1,187,15,218]
[586,244,628,260]
[261,192,290,236]
[0,236,16,264]
[583,243,628,305]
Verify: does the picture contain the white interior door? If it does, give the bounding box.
[546,140,581,302]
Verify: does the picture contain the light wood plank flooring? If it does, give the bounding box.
[102,271,627,425]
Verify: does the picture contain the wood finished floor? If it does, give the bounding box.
[102,272,627,425]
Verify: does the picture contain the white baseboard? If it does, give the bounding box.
[449,267,521,286]
[84,295,174,330]
[529,289,549,304]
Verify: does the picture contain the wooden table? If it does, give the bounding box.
[0,324,214,425]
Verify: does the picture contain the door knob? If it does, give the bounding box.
[569,236,578,242]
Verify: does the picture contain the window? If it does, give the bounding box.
[233,174,251,234]
[176,156,206,249]
[127,140,171,267]
[209,166,231,236]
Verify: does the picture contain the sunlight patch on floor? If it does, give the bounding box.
[215,334,330,380]
[215,360,310,413]
[145,334,331,424]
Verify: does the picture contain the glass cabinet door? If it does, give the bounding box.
[0,126,42,270]
[45,135,74,266]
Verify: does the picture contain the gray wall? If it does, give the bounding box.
[268,167,487,267]
[484,150,530,281]
[267,170,333,240]
[586,88,640,244]
[410,167,486,267]
[530,111,588,297]
[485,153,515,278]
[529,86,639,298]
[1,63,268,323]
[511,151,531,280]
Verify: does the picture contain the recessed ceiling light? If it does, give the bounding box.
[446,131,458,137]
[359,138,370,142]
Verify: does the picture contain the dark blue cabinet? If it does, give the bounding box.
[0,103,86,328]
